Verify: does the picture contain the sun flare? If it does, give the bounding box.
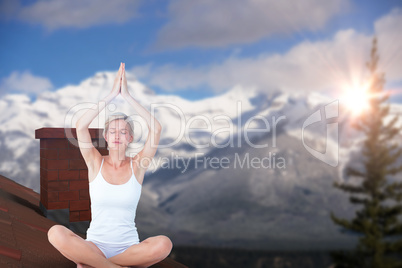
[341,84,371,116]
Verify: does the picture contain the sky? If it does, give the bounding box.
[0,0,401,101]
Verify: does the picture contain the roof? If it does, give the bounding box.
[0,174,187,268]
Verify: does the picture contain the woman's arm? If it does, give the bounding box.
[121,63,162,170]
[76,63,123,173]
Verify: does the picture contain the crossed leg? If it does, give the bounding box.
[47,224,125,268]
[107,235,173,268]
[48,224,173,268]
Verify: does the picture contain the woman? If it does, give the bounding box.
[48,63,172,268]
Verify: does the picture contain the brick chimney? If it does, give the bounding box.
[35,128,107,234]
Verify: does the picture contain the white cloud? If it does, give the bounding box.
[134,30,371,94]
[6,0,140,31]
[153,0,350,50]
[0,71,53,96]
[374,8,402,83]
[135,8,402,96]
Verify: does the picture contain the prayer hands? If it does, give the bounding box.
[111,63,123,97]
[121,63,130,98]
[110,62,130,98]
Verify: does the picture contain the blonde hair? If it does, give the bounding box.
[103,112,134,138]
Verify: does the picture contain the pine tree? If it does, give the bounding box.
[330,37,402,268]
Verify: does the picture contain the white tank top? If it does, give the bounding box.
[86,158,142,245]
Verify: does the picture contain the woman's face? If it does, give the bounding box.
[106,119,133,150]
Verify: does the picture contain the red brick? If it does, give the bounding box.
[67,137,79,149]
[59,191,79,201]
[48,181,69,191]
[40,139,46,149]
[40,158,46,169]
[40,174,48,189]
[40,168,46,178]
[47,170,59,181]
[47,139,69,148]
[48,201,69,209]
[47,159,69,170]
[40,199,48,209]
[40,185,47,195]
[41,149,58,159]
[48,149,59,159]
[40,198,48,208]
[98,148,109,156]
[48,191,58,202]
[70,180,88,190]
[59,170,80,181]
[59,149,82,160]
[69,211,80,222]
[79,189,89,200]
[69,159,87,170]
[41,168,58,181]
[79,170,88,180]
[93,138,107,148]
[80,210,91,221]
[40,139,68,149]
[35,128,104,139]
[40,187,48,207]
[70,200,89,211]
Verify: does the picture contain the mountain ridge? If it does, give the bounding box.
[1,71,401,250]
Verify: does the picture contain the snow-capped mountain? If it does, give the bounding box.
[1,71,401,250]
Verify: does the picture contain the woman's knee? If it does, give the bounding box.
[47,225,69,248]
[151,235,173,258]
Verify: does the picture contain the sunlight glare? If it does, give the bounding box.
[341,83,370,116]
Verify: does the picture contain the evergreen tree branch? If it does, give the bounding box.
[350,195,370,205]
[346,166,366,178]
[334,181,365,194]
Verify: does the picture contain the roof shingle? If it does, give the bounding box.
[0,174,187,268]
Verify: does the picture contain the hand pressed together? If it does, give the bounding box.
[111,63,123,97]
[110,62,131,98]
[121,63,130,98]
